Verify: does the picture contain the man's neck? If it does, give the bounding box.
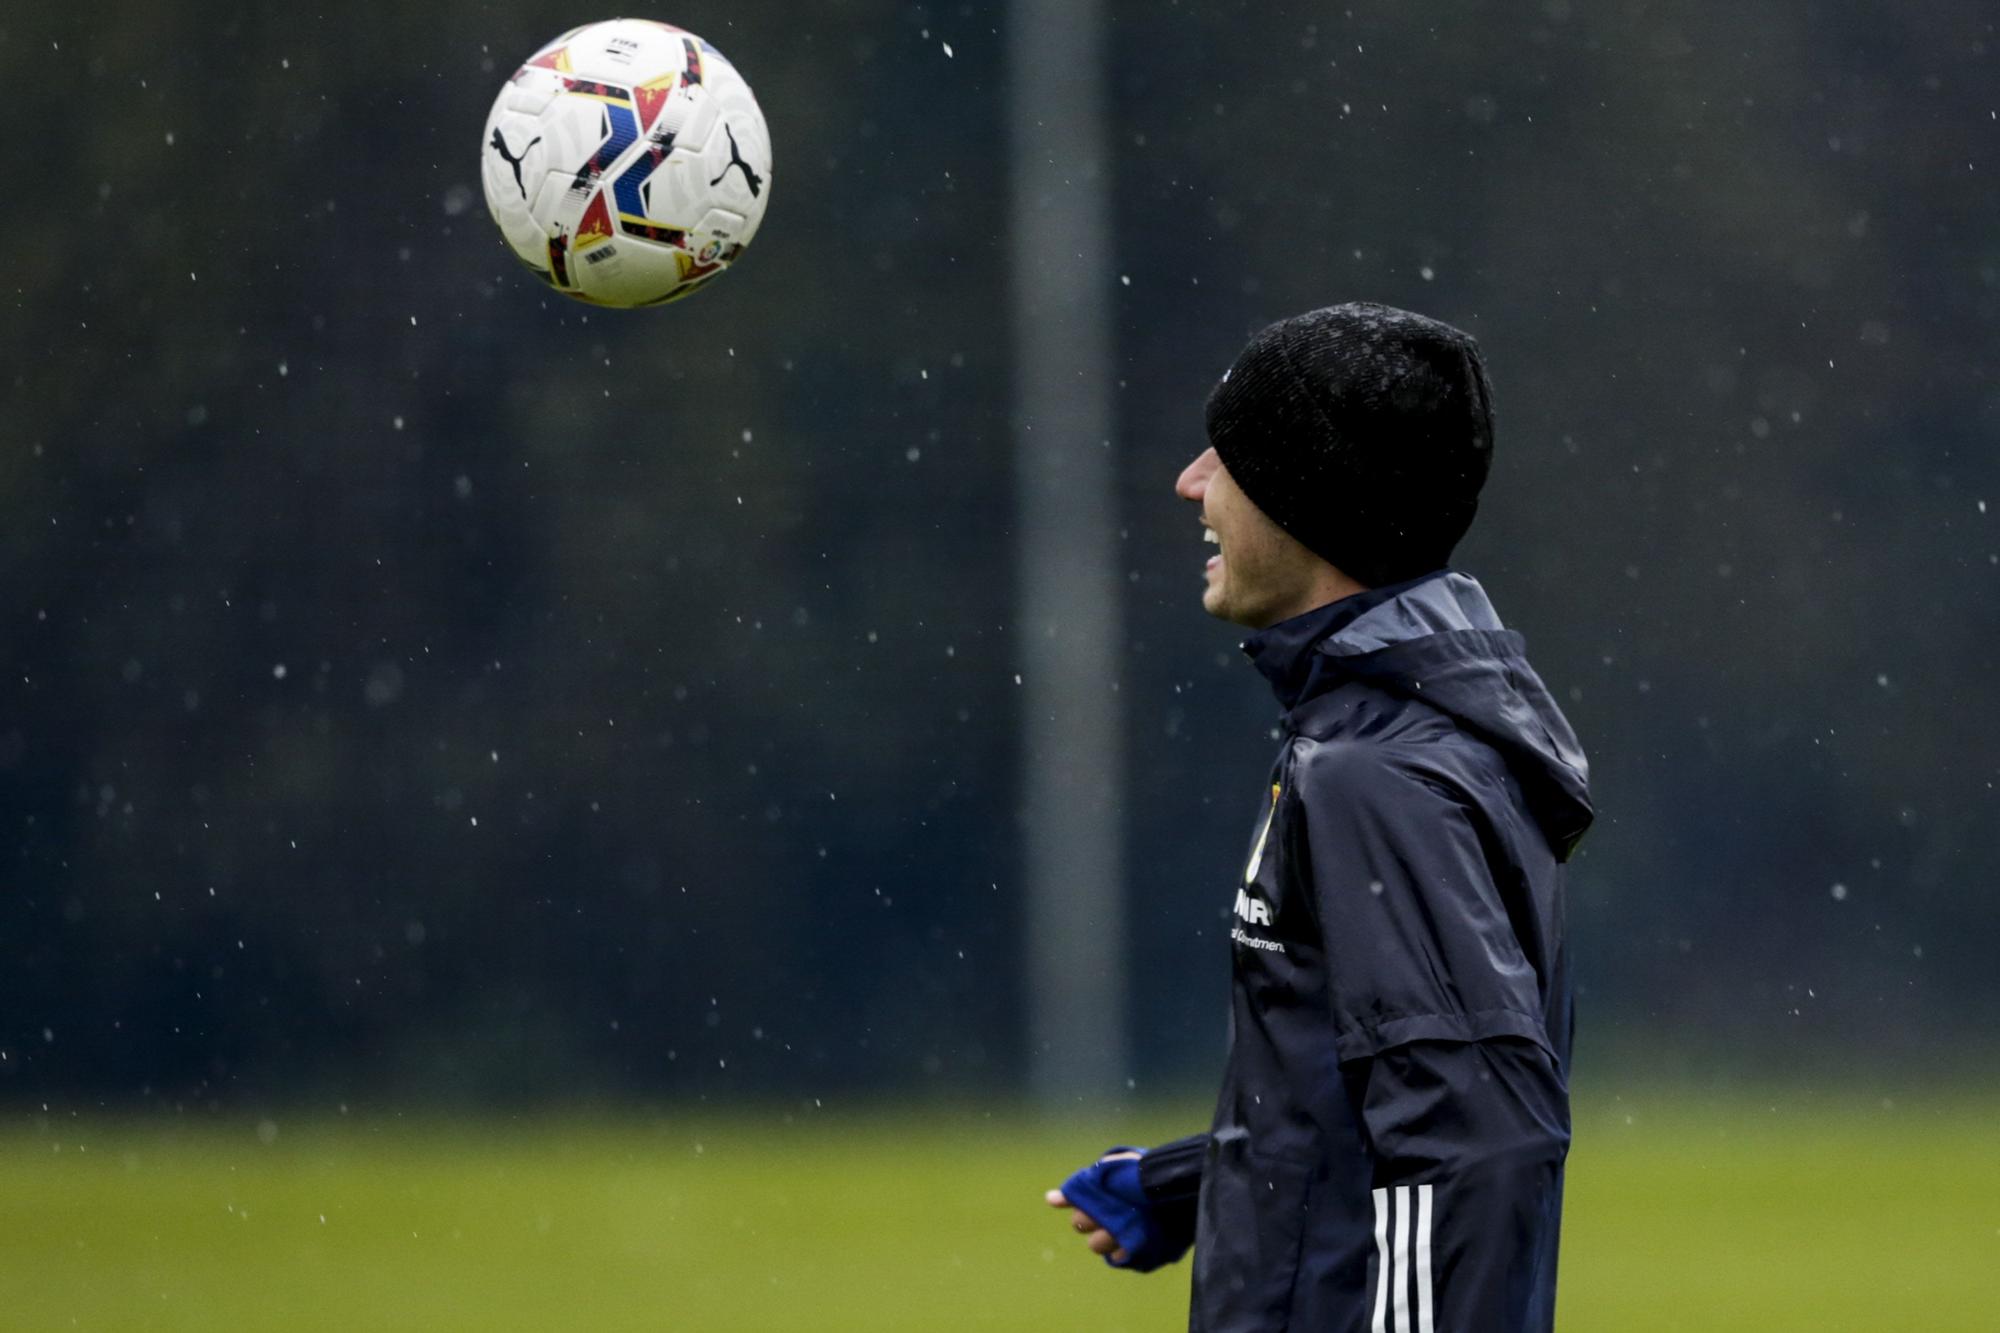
[1254,567,1370,630]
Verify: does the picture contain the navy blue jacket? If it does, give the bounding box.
[1141,571,1592,1332]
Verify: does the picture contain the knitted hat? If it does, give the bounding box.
[1204,302,1495,589]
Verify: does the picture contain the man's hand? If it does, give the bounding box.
[1047,1136,1206,1274]
[1044,1150,1143,1264]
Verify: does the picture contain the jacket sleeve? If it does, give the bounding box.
[1341,1039,1569,1332]
[1288,741,1550,1064]
[1130,1132,1206,1263]
[1137,1132,1207,1204]
[1294,742,1568,1328]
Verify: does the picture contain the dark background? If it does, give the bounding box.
[4,1,1995,1110]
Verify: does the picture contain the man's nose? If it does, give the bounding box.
[1177,447,1219,502]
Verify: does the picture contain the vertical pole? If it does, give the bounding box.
[1007,0,1127,1107]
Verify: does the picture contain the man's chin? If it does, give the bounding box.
[1202,588,1258,628]
[1204,586,1285,631]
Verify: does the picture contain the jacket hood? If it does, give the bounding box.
[1251,572,1594,860]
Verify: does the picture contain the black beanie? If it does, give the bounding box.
[1204,302,1494,589]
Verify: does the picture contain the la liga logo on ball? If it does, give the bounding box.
[480,18,772,308]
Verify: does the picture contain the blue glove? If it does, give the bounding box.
[1059,1146,1195,1272]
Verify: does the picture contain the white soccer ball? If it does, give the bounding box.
[480,19,772,308]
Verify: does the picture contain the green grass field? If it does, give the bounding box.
[5,1088,1996,1330]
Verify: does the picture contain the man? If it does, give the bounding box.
[1046,303,1592,1332]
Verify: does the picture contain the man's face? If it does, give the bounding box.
[1175,447,1332,629]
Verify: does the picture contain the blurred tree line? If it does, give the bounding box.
[2,0,1994,1108]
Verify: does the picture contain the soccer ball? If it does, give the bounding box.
[480,19,772,308]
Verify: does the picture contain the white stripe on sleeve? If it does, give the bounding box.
[1415,1183,1435,1333]
[1392,1184,1411,1333]
[1371,1187,1391,1333]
